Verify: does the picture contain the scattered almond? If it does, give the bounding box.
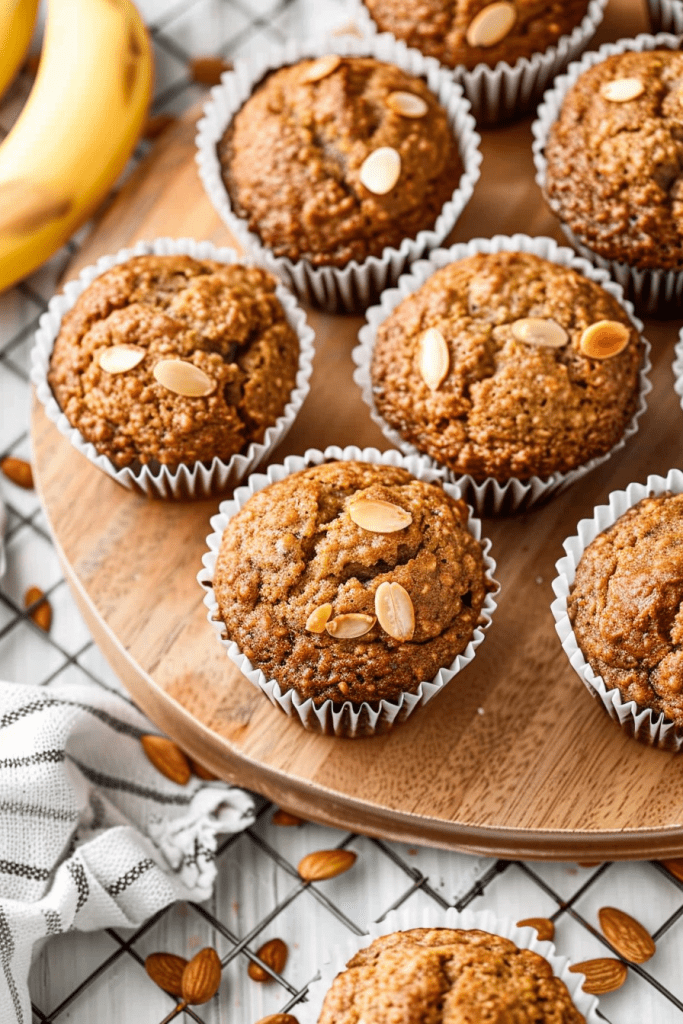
[305,603,333,633]
[1,456,33,489]
[188,756,219,781]
[255,1015,299,1024]
[248,938,288,982]
[24,586,52,632]
[386,91,428,118]
[349,497,412,533]
[568,957,628,995]
[601,77,644,103]
[153,359,214,397]
[99,344,145,374]
[145,952,188,996]
[516,917,554,942]
[298,848,357,882]
[182,947,222,1005]
[598,906,655,963]
[272,809,304,826]
[144,112,178,139]
[419,327,449,391]
[326,613,376,639]
[579,320,630,359]
[511,317,568,349]
[189,55,232,86]
[301,54,341,83]
[660,858,683,883]
[375,581,415,642]
[141,735,192,786]
[466,1,516,47]
[359,147,401,195]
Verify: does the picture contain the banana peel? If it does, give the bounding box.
[0,0,40,101]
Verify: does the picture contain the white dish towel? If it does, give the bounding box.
[0,677,256,1024]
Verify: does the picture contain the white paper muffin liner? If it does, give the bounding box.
[551,468,683,751]
[198,445,498,738]
[297,905,601,1024]
[195,33,482,313]
[354,233,652,516]
[349,0,607,124]
[647,0,683,32]
[674,329,683,411]
[532,33,683,315]
[30,237,315,500]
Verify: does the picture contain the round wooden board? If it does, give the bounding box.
[31,0,683,859]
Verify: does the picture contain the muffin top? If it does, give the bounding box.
[362,0,590,71]
[544,50,683,270]
[212,460,489,705]
[370,250,644,483]
[48,255,300,469]
[318,928,585,1024]
[568,492,683,726]
[218,56,462,268]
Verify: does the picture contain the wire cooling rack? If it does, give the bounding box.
[2,0,683,1021]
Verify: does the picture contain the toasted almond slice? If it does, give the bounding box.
[568,957,628,995]
[510,317,568,348]
[99,344,145,374]
[359,147,401,195]
[579,320,630,359]
[386,91,428,118]
[419,327,450,391]
[517,917,555,942]
[466,1,516,47]
[153,359,214,397]
[326,613,376,638]
[375,581,415,642]
[302,54,341,83]
[601,77,644,102]
[349,498,412,533]
[598,906,655,963]
[306,603,333,633]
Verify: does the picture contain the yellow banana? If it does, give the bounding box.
[0,0,153,292]
[0,0,40,101]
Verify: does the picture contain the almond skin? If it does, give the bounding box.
[24,586,52,632]
[181,947,222,1005]
[255,1015,300,1024]
[1,456,33,489]
[298,849,357,882]
[189,55,232,85]
[660,858,683,884]
[272,809,304,827]
[569,957,628,994]
[598,906,655,963]
[248,938,288,982]
[516,917,554,942]
[188,756,219,781]
[141,735,192,786]
[145,952,188,996]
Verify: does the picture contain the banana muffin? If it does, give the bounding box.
[370,250,644,483]
[217,56,462,269]
[568,491,683,727]
[212,460,489,706]
[318,928,585,1023]
[360,0,591,71]
[48,255,300,469]
[543,50,683,270]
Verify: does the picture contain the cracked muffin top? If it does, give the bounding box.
[361,0,590,71]
[317,928,586,1024]
[217,56,462,268]
[48,255,300,469]
[370,251,644,483]
[568,492,683,727]
[543,50,683,270]
[212,460,490,705]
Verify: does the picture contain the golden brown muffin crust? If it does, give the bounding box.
[212,461,489,705]
[48,255,300,469]
[568,492,683,726]
[218,57,462,268]
[371,251,644,483]
[318,928,585,1023]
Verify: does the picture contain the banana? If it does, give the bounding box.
[0,0,153,293]
[0,0,40,101]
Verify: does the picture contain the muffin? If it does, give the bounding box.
[211,459,490,707]
[217,56,462,270]
[369,250,645,484]
[47,254,300,471]
[318,928,586,1023]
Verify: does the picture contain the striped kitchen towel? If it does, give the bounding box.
[0,677,255,1024]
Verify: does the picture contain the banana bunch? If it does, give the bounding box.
[0,0,40,101]
[0,0,153,293]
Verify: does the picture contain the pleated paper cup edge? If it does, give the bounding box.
[646,0,683,33]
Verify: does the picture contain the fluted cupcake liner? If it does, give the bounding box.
[198,445,498,738]
[551,468,683,751]
[674,329,683,411]
[297,905,601,1024]
[349,0,607,124]
[646,0,683,32]
[30,238,315,500]
[354,233,652,516]
[195,32,481,313]
[532,32,683,315]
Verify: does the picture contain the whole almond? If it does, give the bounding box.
[516,917,554,942]
[419,327,449,391]
[272,809,304,827]
[99,344,145,374]
[298,849,357,882]
[255,1015,300,1024]
[598,906,655,963]
[301,54,341,83]
[326,613,375,639]
[1,456,33,489]
[189,55,232,85]
[568,957,628,995]
[24,586,52,632]
[188,756,219,781]
[660,858,683,883]
[145,952,188,996]
[153,359,214,397]
[305,603,332,633]
[375,581,415,642]
[141,735,192,786]
[248,938,288,982]
[181,947,222,1005]
[348,498,412,533]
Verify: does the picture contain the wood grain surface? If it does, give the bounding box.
[31,0,683,859]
